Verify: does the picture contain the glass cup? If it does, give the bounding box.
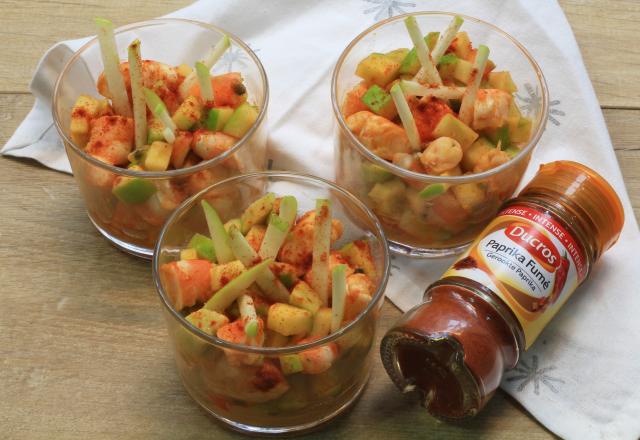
[153,172,390,435]
[332,12,549,258]
[53,18,269,258]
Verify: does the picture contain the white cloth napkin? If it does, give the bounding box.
[3,1,640,438]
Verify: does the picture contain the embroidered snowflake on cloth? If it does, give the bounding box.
[219,44,260,72]
[516,83,565,126]
[506,355,565,395]
[362,0,416,21]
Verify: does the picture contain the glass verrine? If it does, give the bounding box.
[53,18,268,258]
[153,172,390,435]
[332,12,548,257]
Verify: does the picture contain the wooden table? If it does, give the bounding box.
[1,1,638,438]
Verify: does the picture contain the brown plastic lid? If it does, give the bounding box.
[520,161,625,256]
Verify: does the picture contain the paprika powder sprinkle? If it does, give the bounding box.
[380,161,625,420]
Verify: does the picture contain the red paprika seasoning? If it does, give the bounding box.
[380,161,625,420]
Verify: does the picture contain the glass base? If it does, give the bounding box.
[89,215,153,259]
[185,377,368,436]
[388,239,471,258]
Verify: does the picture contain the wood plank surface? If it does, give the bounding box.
[0,1,638,439]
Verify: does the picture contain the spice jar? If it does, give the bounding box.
[380,161,625,420]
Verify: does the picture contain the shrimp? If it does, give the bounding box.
[344,273,374,321]
[346,111,412,160]
[392,152,429,190]
[97,60,179,98]
[202,357,289,404]
[473,148,510,173]
[472,89,512,130]
[278,211,344,271]
[84,115,134,166]
[297,338,339,375]
[159,259,213,311]
[217,318,265,366]
[192,130,237,160]
[342,82,369,118]
[409,96,453,142]
[419,136,463,174]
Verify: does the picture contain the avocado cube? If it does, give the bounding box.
[188,233,216,261]
[362,162,394,184]
[488,71,518,93]
[172,95,203,131]
[143,141,173,171]
[368,178,406,217]
[510,117,532,143]
[289,281,322,314]
[222,102,259,138]
[147,118,166,143]
[240,192,275,234]
[437,53,459,80]
[223,218,241,234]
[355,53,401,87]
[432,114,478,149]
[452,182,486,212]
[204,106,234,131]
[112,177,157,204]
[339,240,376,279]
[398,32,440,76]
[418,183,449,200]
[279,354,304,375]
[360,84,397,120]
[267,303,313,336]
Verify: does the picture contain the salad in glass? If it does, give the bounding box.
[53,18,268,257]
[154,172,389,434]
[333,13,548,257]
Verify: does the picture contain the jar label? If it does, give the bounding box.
[442,204,587,348]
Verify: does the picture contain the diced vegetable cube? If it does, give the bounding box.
[222,102,259,138]
[355,53,401,87]
[488,71,518,93]
[143,141,173,171]
[289,281,322,314]
[361,84,398,120]
[432,114,478,149]
[205,106,234,131]
[267,303,313,336]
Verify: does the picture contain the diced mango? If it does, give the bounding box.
[488,71,518,93]
[142,141,173,171]
[452,182,486,212]
[461,137,495,172]
[510,117,533,143]
[356,53,400,87]
[267,303,313,336]
[432,114,478,149]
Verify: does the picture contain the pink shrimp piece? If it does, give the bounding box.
[217,318,265,366]
[344,273,374,321]
[472,89,512,130]
[192,130,237,160]
[278,211,344,272]
[159,259,213,311]
[297,337,339,375]
[97,60,179,98]
[84,115,134,166]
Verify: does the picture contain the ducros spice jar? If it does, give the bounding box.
[380,161,625,420]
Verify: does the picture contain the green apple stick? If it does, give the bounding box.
[179,35,231,97]
[309,199,332,306]
[238,294,260,339]
[201,200,234,263]
[142,88,176,143]
[203,259,273,312]
[458,45,490,125]
[431,15,464,63]
[195,61,214,103]
[228,225,291,303]
[400,80,466,100]
[330,264,348,333]
[404,16,442,85]
[94,18,131,117]
[127,39,146,150]
[390,83,421,151]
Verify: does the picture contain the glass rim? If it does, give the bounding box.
[152,170,391,355]
[330,11,549,184]
[52,17,269,179]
